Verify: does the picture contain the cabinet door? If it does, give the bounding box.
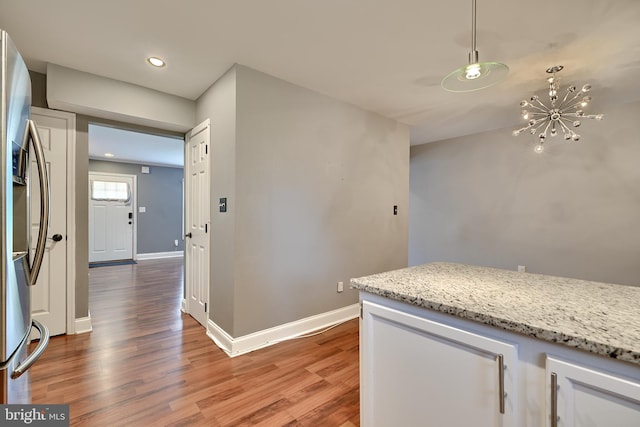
[361,300,518,427]
[546,356,640,427]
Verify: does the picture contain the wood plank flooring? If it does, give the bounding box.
[28,258,360,426]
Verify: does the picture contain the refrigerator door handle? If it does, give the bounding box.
[26,119,50,286]
[11,320,50,379]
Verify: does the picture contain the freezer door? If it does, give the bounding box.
[0,329,30,404]
[0,320,49,404]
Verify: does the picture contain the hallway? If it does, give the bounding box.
[29,258,360,426]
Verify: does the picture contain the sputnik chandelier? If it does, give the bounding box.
[513,65,603,153]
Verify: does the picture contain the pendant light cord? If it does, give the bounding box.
[471,0,477,52]
[469,0,479,64]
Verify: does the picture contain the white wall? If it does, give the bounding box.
[196,64,410,337]
[409,100,640,286]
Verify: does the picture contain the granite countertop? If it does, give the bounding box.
[351,262,640,365]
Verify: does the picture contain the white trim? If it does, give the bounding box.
[187,118,210,138]
[32,107,77,335]
[74,315,93,334]
[206,304,360,357]
[137,251,184,260]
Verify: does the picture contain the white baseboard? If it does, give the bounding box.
[136,251,184,260]
[206,303,360,357]
[74,316,93,334]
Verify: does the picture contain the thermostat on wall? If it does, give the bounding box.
[141,166,150,174]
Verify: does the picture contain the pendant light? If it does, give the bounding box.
[441,0,509,92]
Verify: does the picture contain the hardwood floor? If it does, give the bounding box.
[29,258,360,426]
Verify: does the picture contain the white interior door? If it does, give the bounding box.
[184,119,210,327]
[88,173,135,263]
[30,108,72,336]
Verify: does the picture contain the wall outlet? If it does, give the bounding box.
[174,239,179,247]
[139,206,146,213]
[337,281,344,293]
[517,265,526,273]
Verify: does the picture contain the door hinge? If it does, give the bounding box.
[360,303,363,319]
[205,302,207,312]
[205,144,208,154]
[205,224,208,233]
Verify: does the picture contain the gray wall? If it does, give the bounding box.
[197,65,410,337]
[31,70,186,318]
[195,66,237,334]
[89,160,184,254]
[409,100,640,286]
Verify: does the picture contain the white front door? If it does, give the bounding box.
[184,119,210,327]
[88,173,136,263]
[30,108,73,336]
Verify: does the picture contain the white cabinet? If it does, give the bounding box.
[546,356,640,427]
[361,300,518,427]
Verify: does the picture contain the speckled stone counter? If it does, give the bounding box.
[351,262,640,365]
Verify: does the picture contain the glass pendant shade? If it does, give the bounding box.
[441,60,509,92]
[441,0,508,92]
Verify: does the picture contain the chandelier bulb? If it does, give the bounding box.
[534,143,544,153]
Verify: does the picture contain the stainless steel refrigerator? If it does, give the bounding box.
[0,29,50,404]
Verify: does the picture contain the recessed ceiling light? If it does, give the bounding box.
[105,153,115,158]
[146,56,166,67]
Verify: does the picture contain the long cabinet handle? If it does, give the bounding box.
[497,353,506,414]
[27,119,50,286]
[551,372,558,427]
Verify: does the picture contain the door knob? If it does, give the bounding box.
[185,232,192,238]
[50,234,63,242]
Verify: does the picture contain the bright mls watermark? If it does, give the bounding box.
[0,405,69,426]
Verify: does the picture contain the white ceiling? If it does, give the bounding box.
[2,0,640,155]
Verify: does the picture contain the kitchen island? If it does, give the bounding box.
[351,262,640,427]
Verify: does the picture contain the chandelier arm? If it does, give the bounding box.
[541,120,553,137]
[532,98,549,110]
[558,119,575,136]
[563,100,587,111]
[531,120,548,134]
[560,90,573,106]
[558,91,585,110]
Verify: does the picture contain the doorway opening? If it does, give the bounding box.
[87,122,185,311]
